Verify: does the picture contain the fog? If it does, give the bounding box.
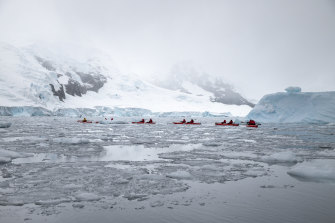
[0,0,334,100]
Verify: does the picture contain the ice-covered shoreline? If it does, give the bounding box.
[0,105,232,118]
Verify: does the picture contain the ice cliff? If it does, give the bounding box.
[247,88,335,123]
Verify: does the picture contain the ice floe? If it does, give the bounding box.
[0,149,32,164]
[262,151,298,163]
[288,159,335,182]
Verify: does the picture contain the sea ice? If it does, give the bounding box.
[0,149,32,164]
[287,159,335,181]
[74,192,102,201]
[166,170,193,180]
[52,137,90,145]
[262,151,298,163]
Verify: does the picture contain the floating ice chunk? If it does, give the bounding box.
[73,203,85,208]
[150,200,164,207]
[0,149,32,163]
[0,122,11,128]
[288,159,335,182]
[53,137,90,145]
[262,151,298,163]
[74,192,101,201]
[166,170,192,180]
[35,198,72,206]
[0,200,25,206]
[123,193,148,201]
[102,144,199,162]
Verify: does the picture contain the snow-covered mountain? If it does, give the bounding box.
[247,87,335,123]
[0,42,252,116]
[153,63,254,107]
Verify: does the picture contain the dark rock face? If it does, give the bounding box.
[155,64,254,107]
[35,56,108,102]
[75,72,107,93]
[199,80,255,107]
[50,84,66,101]
[65,79,87,97]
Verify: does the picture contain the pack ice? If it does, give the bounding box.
[247,87,335,123]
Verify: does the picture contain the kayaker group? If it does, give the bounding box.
[78,117,258,127]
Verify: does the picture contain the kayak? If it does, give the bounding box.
[173,122,186,124]
[132,122,156,124]
[246,124,258,128]
[215,123,239,126]
[77,120,93,123]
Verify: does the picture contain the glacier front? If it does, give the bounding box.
[247,88,335,123]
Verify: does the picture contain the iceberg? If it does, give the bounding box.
[247,88,335,123]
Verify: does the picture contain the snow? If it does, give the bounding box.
[0,42,251,117]
[288,159,335,182]
[247,89,335,123]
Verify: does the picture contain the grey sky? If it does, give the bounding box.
[0,0,334,100]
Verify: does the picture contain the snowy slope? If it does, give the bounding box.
[0,43,251,116]
[154,63,255,107]
[247,87,335,123]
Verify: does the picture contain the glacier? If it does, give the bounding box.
[247,88,335,123]
[0,42,252,117]
[0,106,231,118]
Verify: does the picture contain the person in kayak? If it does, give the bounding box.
[248,120,256,125]
[222,120,226,124]
[83,118,87,123]
[147,119,153,123]
[228,120,233,124]
[141,119,145,123]
[187,119,194,124]
[182,119,186,123]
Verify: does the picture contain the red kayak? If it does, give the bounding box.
[215,123,239,126]
[132,122,156,124]
[173,122,201,125]
[77,120,93,123]
[246,124,258,128]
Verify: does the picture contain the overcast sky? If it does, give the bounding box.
[0,0,334,100]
